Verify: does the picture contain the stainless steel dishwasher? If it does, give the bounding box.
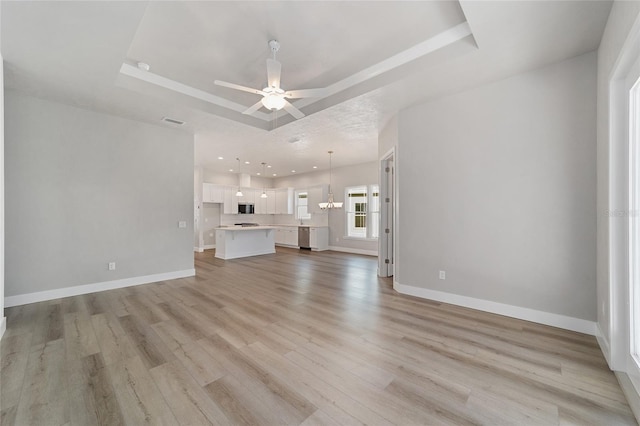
[298,226,310,249]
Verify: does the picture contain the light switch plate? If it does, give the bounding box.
[178,221,187,228]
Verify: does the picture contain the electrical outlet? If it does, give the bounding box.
[439,270,446,280]
[178,221,187,228]
[108,262,116,271]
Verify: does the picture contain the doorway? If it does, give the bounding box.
[378,149,395,277]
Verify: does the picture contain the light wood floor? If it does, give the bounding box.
[1,248,636,425]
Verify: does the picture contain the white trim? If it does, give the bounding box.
[120,63,271,122]
[616,372,640,423]
[596,322,613,368]
[0,317,6,340]
[4,269,195,308]
[342,236,378,242]
[194,246,204,253]
[203,244,216,250]
[394,281,596,335]
[328,246,378,257]
[379,146,396,278]
[121,22,472,124]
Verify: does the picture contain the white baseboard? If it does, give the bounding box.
[0,317,6,340]
[393,281,596,335]
[596,322,612,368]
[215,249,275,260]
[204,244,216,250]
[194,247,204,253]
[327,246,378,256]
[4,269,196,308]
[616,372,640,424]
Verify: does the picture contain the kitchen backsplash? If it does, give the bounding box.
[220,213,328,227]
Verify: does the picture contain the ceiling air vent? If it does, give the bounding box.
[161,117,185,126]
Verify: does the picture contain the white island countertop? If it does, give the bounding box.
[214,226,276,260]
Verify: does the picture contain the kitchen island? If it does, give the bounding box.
[214,226,276,260]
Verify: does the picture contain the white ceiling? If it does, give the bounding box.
[2,1,612,177]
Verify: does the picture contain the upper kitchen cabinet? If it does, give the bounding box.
[275,188,293,215]
[203,183,225,203]
[255,189,276,214]
[223,186,239,214]
[266,189,277,214]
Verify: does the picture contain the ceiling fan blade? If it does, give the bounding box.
[214,80,265,96]
[284,88,327,99]
[282,100,305,119]
[242,100,264,115]
[266,58,281,89]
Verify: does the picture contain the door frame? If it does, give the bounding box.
[378,147,396,277]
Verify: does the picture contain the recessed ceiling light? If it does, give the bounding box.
[267,165,272,168]
[291,170,296,173]
[218,156,224,160]
[257,173,261,176]
[244,161,250,164]
[137,62,150,71]
[313,166,318,169]
[229,169,234,172]
[273,173,277,176]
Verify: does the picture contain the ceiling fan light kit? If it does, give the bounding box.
[261,92,287,111]
[214,40,327,120]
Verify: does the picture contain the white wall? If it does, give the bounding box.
[275,161,379,254]
[379,115,398,159]
[0,0,5,337]
[5,92,195,302]
[397,51,597,326]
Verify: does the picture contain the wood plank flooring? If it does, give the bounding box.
[1,247,636,425]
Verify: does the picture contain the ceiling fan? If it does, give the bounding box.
[214,40,327,120]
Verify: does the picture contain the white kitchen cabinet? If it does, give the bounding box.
[275,188,293,215]
[255,191,267,214]
[266,190,277,214]
[274,228,285,245]
[309,227,329,251]
[202,183,213,203]
[274,227,298,246]
[203,183,224,203]
[211,185,224,203]
[223,186,238,214]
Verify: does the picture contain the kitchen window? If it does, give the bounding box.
[345,185,379,239]
[296,191,311,220]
